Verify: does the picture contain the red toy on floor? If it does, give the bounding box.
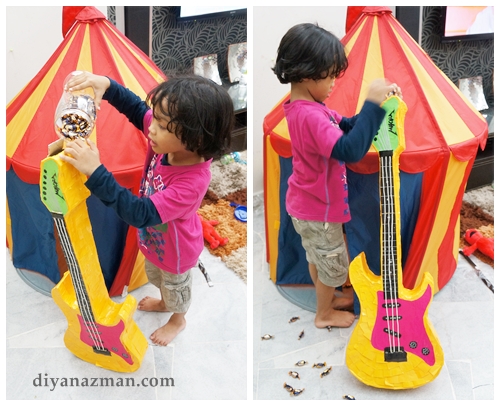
[198,214,228,249]
[462,229,494,260]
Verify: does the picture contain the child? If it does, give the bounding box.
[60,72,234,345]
[272,23,401,328]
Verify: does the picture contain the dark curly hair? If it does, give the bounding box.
[147,75,234,160]
[272,23,348,84]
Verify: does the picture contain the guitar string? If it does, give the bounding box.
[54,216,103,350]
[379,117,402,354]
[381,155,395,353]
[54,216,105,351]
[386,154,402,353]
[387,110,404,353]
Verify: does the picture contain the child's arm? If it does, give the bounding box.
[331,101,386,163]
[85,165,162,228]
[102,78,150,131]
[65,71,149,132]
[338,78,402,134]
[60,138,162,228]
[65,72,110,110]
[338,115,358,133]
[331,79,401,163]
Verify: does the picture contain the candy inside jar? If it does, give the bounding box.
[54,71,96,139]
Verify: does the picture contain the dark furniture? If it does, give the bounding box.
[466,108,494,190]
[225,81,247,152]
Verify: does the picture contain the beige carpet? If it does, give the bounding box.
[198,151,247,282]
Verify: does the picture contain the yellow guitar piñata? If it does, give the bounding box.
[345,96,444,389]
[40,143,148,373]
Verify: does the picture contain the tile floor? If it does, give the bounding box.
[253,193,494,400]
[5,247,247,400]
[4,190,495,400]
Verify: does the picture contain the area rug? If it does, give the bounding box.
[198,151,247,282]
[460,184,494,267]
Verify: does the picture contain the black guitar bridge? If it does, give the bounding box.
[93,347,111,356]
[384,347,407,362]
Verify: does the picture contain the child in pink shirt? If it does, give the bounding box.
[272,23,401,328]
[61,72,234,345]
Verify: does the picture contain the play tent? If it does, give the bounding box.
[263,7,488,306]
[6,6,166,296]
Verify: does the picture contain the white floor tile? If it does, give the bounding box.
[5,246,247,400]
[252,194,494,400]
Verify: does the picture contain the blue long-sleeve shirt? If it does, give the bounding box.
[85,79,162,228]
[330,101,386,162]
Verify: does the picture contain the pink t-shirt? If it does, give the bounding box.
[137,110,211,274]
[283,100,351,223]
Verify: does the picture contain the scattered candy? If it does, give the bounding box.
[320,366,332,378]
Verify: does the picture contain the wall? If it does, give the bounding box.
[421,6,494,108]
[253,6,351,195]
[5,6,108,102]
[152,7,246,81]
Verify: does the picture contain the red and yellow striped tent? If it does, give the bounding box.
[6,6,166,296]
[263,7,488,301]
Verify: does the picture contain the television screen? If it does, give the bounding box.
[441,6,494,42]
[178,6,246,21]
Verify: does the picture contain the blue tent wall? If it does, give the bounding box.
[276,156,310,285]
[7,168,129,291]
[344,169,423,276]
[272,159,423,314]
[344,169,422,313]
[87,194,128,290]
[6,169,60,283]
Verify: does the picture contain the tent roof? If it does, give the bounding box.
[7,6,166,187]
[264,6,488,174]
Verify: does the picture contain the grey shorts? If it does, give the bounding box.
[290,216,349,288]
[145,260,193,313]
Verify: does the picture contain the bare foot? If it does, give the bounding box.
[150,315,186,346]
[138,296,169,312]
[332,285,354,311]
[315,308,355,328]
[332,296,354,311]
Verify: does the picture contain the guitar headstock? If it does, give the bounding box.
[372,96,407,156]
[40,153,90,215]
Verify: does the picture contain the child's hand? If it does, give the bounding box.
[65,71,110,110]
[59,138,102,177]
[365,79,402,105]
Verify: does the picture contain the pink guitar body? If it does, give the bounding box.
[372,286,436,366]
[77,315,133,365]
